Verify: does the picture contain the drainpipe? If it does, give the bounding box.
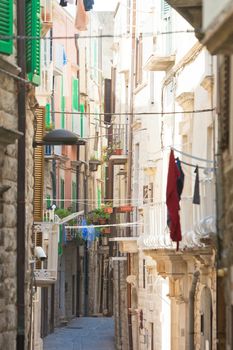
[189,270,200,350]
[17,0,26,348]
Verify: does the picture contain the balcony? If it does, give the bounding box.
[144,54,175,72]
[166,0,202,38]
[33,220,59,287]
[109,124,128,165]
[138,179,216,251]
[201,1,233,54]
[41,0,53,37]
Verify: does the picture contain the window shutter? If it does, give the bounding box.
[80,104,85,137]
[25,0,41,86]
[34,106,45,222]
[72,78,79,111]
[60,179,64,209]
[72,181,77,211]
[0,0,13,55]
[220,56,230,151]
[45,103,51,128]
[161,0,170,17]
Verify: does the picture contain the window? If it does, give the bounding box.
[143,259,146,288]
[0,0,13,55]
[25,0,41,85]
[161,0,172,55]
[143,183,154,204]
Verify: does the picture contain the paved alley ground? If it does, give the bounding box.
[43,317,115,350]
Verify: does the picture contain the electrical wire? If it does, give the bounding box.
[0,30,195,41]
[50,108,215,116]
[65,220,143,229]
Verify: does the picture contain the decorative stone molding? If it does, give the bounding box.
[176,92,194,111]
[200,75,214,94]
[126,274,137,289]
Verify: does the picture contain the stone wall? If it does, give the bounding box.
[0,59,18,349]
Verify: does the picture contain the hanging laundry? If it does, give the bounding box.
[81,218,88,240]
[67,0,74,3]
[60,0,68,7]
[75,0,89,31]
[176,157,185,200]
[193,166,200,205]
[166,150,182,250]
[83,0,94,11]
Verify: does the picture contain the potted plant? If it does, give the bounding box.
[116,205,134,213]
[101,227,111,234]
[103,202,113,214]
[89,155,101,172]
[113,141,123,155]
[88,208,110,224]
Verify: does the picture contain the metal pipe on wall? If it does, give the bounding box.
[16,0,26,348]
[189,270,200,350]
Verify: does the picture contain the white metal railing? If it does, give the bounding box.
[139,179,216,249]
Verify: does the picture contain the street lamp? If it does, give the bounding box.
[33,129,86,147]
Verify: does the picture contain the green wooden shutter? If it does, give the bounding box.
[45,103,51,128]
[61,76,65,128]
[60,179,64,209]
[80,104,85,138]
[97,187,101,209]
[72,78,79,111]
[46,194,51,208]
[0,0,13,55]
[25,0,41,86]
[72,181,77,211]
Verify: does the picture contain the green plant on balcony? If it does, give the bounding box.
[87,208,111,224]
[89,155,101,171]
[45,123,54,131]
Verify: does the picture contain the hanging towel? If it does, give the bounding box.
[83,0,94,11]
[193,166,200,204]
[60,0,68,7]
[166,150,182,250]
[75,0,89,31]
[176,157,185,200]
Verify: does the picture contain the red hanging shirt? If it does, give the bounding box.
[166,150,182,248]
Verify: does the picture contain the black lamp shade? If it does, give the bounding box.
[43,129,80,145]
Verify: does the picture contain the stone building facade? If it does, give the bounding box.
[0,1,37,348]
[109,1,218,349]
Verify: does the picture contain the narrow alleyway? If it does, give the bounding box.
[43,317,115,350]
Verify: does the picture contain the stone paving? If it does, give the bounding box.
[43,317,115,350]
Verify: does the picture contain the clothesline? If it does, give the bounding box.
[65,220,143,229]
[172,147,214,163]
[179,159,216,170]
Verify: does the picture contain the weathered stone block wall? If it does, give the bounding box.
[0,63,18,349]
[113,260,129,350]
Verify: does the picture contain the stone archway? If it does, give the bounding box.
[200,287,212,350]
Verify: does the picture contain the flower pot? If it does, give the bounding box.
[89,160,101,172]
[99,218,107,225]
[116,205,133,213]
[113,148,123,155]
[102,228,111,234]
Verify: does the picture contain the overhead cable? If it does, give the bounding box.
[51,108,215,116]
[0,30,195,41]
